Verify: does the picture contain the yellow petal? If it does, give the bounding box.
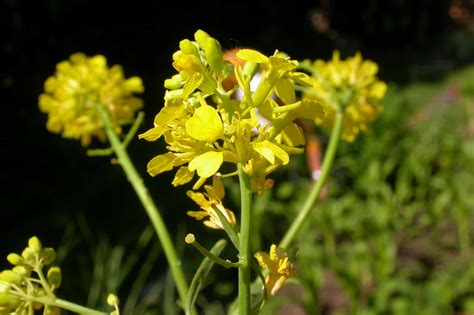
[274,78,295,104]
[185,105,223,142]
[281,123,305,147]
[172,167,195,186]
[183,72,204,99]
[369,81,387,99]
[188,151,223,178]
[147,152,176,176]
[253,141,289,165]
[236,49,269,64]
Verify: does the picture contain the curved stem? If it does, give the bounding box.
[279,111,344,249]
[92,102,189,304]
[238,164,252,315]
[31,296,106,315]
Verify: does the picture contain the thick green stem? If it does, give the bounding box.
[279,111,344,249]
[93,103,189,304]
[31,296,106,315]
[238,164,252,315]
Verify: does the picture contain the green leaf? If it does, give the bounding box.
[186,239,227,315]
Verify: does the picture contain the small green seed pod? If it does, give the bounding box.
[28,236,42,253]
[6,254,23,266]
[0,270,23,285]
[47,267,62,289]
[179,39,200,57]
[194,30,211,49]
[204,37,224,74]
[243,61,259,79]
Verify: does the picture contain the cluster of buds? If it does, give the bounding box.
[0,237,61,315]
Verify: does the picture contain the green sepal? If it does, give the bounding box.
[47,266,62,289]
[186,239,227,315]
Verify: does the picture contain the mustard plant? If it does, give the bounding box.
[1,29,388,314]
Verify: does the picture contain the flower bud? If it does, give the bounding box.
[164,74,186,90]
[194,29,210,49]
[12,266,31,277]
[0,292,20,306]
[6,254,23,266]
[204,38,224,74]
[41,248,56,265]
[44,305,61,315]
[179,39,200,57]
[28,236,42,253]
[0,270,23,285]
[47,267,62,289]
[107,293,120,306]
[21,248,35,262]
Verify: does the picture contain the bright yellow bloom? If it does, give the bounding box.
[39,53,144,146]
[306,51,387,142]
[254,244,294,298]
[186,176,236,229]
[140,30,325,191]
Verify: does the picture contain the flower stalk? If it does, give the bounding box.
[238,164,253,315]
[92,102,189,304]
[279,111,344,249]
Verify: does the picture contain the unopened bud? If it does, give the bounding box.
[107,293,120,306]
[204,38,224,74]
[6,254,23,266]
[0,270,23,285]
[28,236,42,253]
[41,248,56,265]
[164,74,186,90]
[179,39,200,57]
[194,30,211,49]
[47,267,62,289]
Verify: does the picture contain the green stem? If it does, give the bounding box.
[92,102,189,304]
[238,164,252,315]
[279,111,344,249]
[31,296,106,315]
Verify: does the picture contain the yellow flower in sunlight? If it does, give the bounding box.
[38,53,143,146]
[186,176,236,229]
[307,51,387,142]
[254,244,294,298]
[141,30,325,191]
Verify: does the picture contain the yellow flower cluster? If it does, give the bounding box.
[254,244,294,298]
[307,51,387,142]
[140,30,324,195]
[39,53,144,146]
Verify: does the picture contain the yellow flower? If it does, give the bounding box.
[306,51,387,142]
[186,176,236,229]
[39,53,144,146]
[140,30,325,191]
[254,244,294,298]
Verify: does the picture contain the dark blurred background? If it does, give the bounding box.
[1,0,473,313]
